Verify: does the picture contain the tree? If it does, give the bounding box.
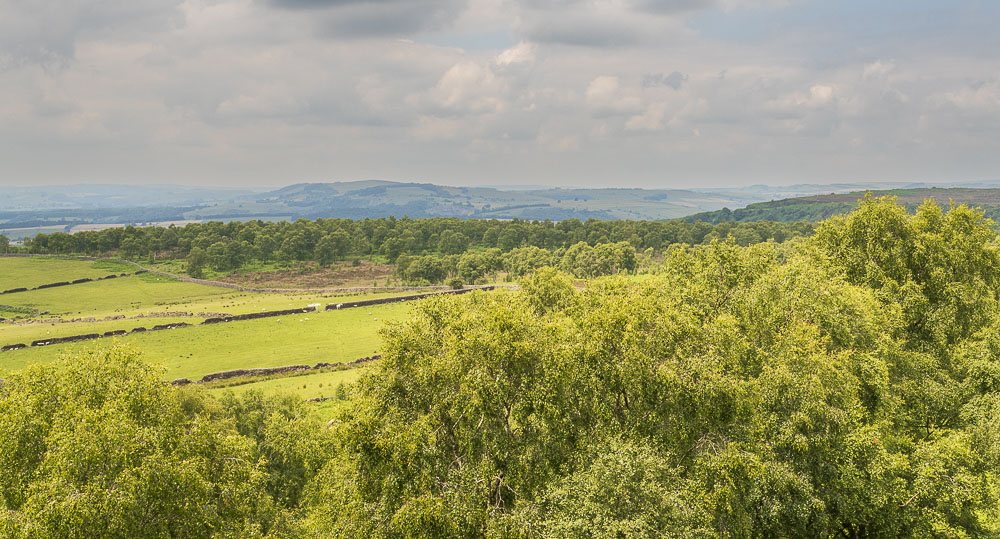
[315,231,349,267]
[438,230,468,255]
[0,346,288,536]
[504,246,553,278]
[185,247,207,278]
[0,234,9,253]
[207,241,229,271]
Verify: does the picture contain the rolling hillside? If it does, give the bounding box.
[185,181,773,221]
[686,188,1000,223]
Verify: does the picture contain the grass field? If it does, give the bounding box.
[0,268,419,321]
[0,256,446,407]
[0,272,232,318]
[0,317,199,346]
[0,301,410,379]
[0,257,134,291]
[206,366,367,399]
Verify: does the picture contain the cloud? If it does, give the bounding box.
[626,102,670,130]
[2,0,1000,187]
[632,0,719,15]
[862,60,895,80]
[264,0,468,37]
[496,42,535,66]
[586,76,642,116]
[0,0,183,65]
[643,71,687,89]
[426,61,506,114]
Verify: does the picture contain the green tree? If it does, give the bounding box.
[438,230,469,255]
[0,346,287,537]
[185,246,207,278]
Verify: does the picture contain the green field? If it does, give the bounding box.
[0,272,232,318]
[0,256,422,403]
[206,366,367,399]
[0,301,409,379]
[0,266,418,322]
[0,257,134,291]
[0,317,198,346]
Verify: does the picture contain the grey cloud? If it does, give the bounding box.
[265,0,466,37]
[524,23,641,47]
[268,0,389,8]
[643,71,687,89]
[0,0,182,64]
[631,0,718,15]
[508,0,692,48]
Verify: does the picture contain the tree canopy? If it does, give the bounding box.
[305,196,1000,536]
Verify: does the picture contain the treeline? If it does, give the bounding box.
[686,200,856,224]
[21,217,813,275]
[688,192,1000,225]
[396,241,639,284]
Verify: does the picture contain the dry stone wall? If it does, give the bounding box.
[1,287,502,353]
[169,354,381,386]
[201,307,316,325]
[0,253,141,296]
[326,286,494,310]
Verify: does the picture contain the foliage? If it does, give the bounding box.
[23,215,812,277]
[0,345,325,537]
[304,197,1000,537]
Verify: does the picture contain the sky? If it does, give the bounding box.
[1,0,998,189]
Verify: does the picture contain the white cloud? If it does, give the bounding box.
[626,102,670,131]
[863,60,895,80]
[496,42,534,66]
[585,76,642,116]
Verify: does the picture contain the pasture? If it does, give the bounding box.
[0,257,134,291]
[0,256,425,406]
[0,256,419,324]
[206,366,367,399]
[1,301,410,379]
[0,271,231,319]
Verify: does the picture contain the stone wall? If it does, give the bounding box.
[201,306,316,325]
[0,285,502,353]
[0,272,138,295]
[169,354,381,386]
[325,286,494,310]
[31,333,101,347]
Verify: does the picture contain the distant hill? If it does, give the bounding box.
[182,181,777,221]
[0,184,253,211]
[1,180,780,240]
[6,182,1000,241]
[685,188,1000,224]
